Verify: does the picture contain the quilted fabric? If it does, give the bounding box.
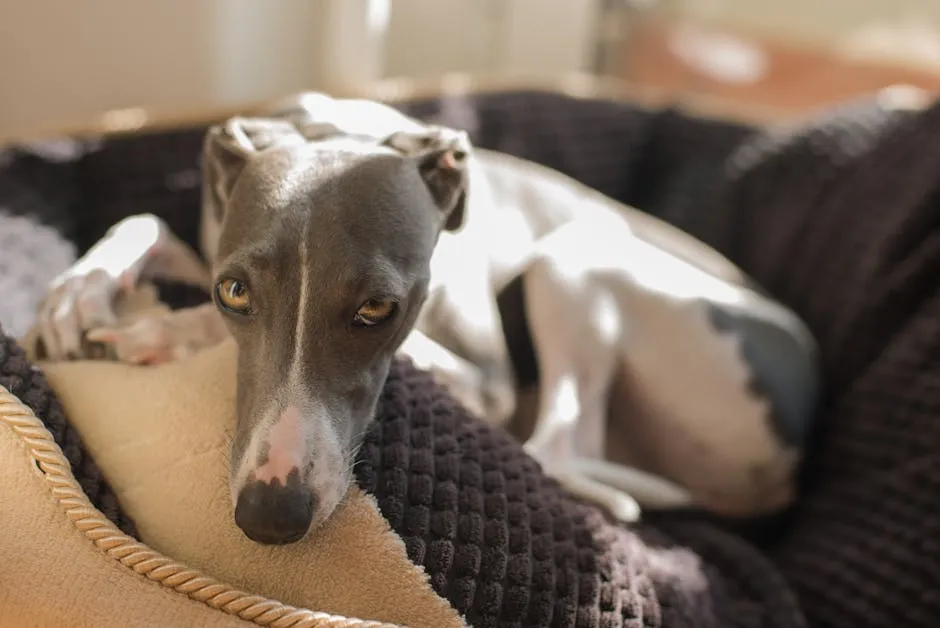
[359,360,803,627]
[673,97,940,628]
[0,326,137,536]
[3,87,940,627]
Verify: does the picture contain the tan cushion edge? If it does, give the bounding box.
[0,384,402,628]
[39,339,466,628]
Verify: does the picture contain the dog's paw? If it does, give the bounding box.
[544,463,642,523]
[86,315,199,366]
[434,368,489,419]
[431,366,518,426]
[480,377,517,427]
[36,268,123,361]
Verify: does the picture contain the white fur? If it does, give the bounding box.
[521,212,798,518]
[291,238,310,382]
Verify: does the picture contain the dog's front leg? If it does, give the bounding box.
[418,267,518,426]
[35,214,210,360]
[86,303,228,365]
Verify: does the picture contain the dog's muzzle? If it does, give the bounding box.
[232,404,318,544]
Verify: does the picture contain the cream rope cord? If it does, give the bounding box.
[0,384,403,628]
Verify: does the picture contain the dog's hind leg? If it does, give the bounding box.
[520,252,641,521]
[569,458,693,509]
[539,386,643,522]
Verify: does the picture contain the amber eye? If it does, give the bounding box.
[353,297,398,327]
[215,278,252,314]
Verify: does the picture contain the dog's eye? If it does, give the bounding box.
[353,297,397,327]
[216,278,252,314]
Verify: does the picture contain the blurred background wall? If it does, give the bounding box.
[2,0,940,137]
[0,0,598,136]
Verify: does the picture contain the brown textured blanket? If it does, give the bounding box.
[1,87,939,627]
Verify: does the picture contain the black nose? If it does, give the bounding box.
[234,477,317,545]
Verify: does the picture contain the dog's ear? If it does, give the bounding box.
[383,127,471,233]
[202,117,305,218]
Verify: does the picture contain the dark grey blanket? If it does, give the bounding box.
[1,88,937,628]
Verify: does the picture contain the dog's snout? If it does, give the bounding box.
[234,475,317,545]
[233,405,318,544]
[231,401,352,545]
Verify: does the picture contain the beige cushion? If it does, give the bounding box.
[0,387,255,628]
[3,307,464,627]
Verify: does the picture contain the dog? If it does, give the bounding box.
[32,92,820,543]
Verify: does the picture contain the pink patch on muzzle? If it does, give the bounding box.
[254,405,305,485]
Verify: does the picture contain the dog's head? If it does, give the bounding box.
[201,107,470,544]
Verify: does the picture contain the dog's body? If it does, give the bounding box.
[33,92,820,543]
[521,210,817,515]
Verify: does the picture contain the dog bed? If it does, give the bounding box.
[0,82,937,627]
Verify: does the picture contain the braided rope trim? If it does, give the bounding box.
[0,384,403,628]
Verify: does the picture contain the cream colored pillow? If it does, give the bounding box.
[29,337,463,628]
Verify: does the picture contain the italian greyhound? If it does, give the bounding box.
[32,92,819,544]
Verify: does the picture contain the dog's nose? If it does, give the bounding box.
[234,479,317,545]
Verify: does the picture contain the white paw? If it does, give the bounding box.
[434,368,516,426]
[549,464,642,522]
[85,314,198,366]
[36,268,123,360]
[434,368,489,419]
[529,450,642,523]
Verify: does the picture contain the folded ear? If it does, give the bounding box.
[383,126,471,232]
[202,117,305,220]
